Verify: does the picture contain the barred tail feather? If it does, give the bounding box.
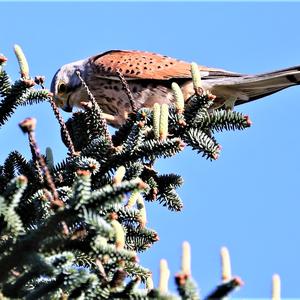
[210,65,300,106]
[236,65,300,105]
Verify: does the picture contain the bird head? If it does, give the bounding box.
[50,59,86,112]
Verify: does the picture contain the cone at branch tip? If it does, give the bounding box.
[181,241,191,276]
[191,62,202,93]
[213,152,219,160]
[244,115,252,127]
[19,117,36,133]
[17,175,28,185]
[220,246,232,282]
[153,103,161,139]
[172,82,184,113]
[14,44,30,79]
[159,104,169,140]
[111,219,125,250]
[272,274,281,300]
[0,55,8,63]
[159,259,170,293]
[76,169,91,177]
[232,276,244,287]
[113,166,126,184]
[177,139,186,150]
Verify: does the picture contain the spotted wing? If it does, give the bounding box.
[89,50,237,80]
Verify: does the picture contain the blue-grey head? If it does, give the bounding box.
[50,59,87,112]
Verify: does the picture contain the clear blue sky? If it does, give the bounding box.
[1,2,300,298]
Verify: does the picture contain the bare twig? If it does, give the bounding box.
[75,70,112,144]
[28,135,44,183]
[28,134,63,208]
[33,76,76,156]
[48,95,76,156]
[19,118,64,208]
[75,71,98,107]
[116,69,137,112]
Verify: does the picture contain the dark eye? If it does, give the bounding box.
[58,83,67,93]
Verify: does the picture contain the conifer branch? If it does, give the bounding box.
[0,47,258,299]
[116,69,137,112]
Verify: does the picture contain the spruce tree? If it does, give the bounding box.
[0,45,278,299]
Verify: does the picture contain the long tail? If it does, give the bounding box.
[210,65,300,106]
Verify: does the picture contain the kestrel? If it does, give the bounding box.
[51,50,300,127]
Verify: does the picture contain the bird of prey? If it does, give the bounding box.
[51,50,300,127]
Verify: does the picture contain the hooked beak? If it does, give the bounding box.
[62,95,73,113]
